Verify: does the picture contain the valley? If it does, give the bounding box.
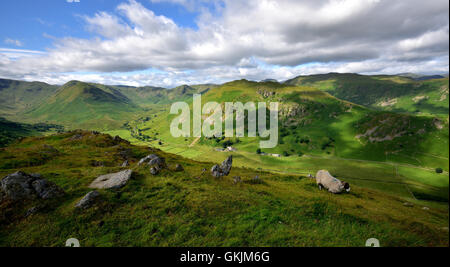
[0,73,448,246]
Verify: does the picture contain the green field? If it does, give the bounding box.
[0,131,448,246]
[1,75,449,247]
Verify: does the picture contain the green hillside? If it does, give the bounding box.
[284,73,449,116]
[0,131,448,246]
[0,117,63,147]
[120,79,448,203]
[0,79,58,119]
[26,81,142,131]
[99,84,214,106]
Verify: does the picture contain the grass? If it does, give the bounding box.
[285,73,449,117]
[115,80,448,203]
[0,131,448,247]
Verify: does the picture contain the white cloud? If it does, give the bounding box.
[4,38,23,47]
[0,0,448,86]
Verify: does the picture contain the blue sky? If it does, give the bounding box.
[0,0,202,51]
[0,0,448,87]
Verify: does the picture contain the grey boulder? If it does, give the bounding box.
[0,171,65,201]
[211,156,233,178]
[148,157,166,169]
[138,154,159,166]
[89,170,133,189]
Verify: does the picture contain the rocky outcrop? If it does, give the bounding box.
[211,156,233,178]
[75,191,100,209]
[315,170,350,194]
[257,89,276,98]
[148,156,166,169]
[279,103,308,118]
[70,134,83,141]
[89,170,133,189]
[0,171,65,201]
[138,154,160,166]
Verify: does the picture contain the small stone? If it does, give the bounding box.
[150,167,159,175]
[251,175,263,184]
[121,160,129,167]
[175,164,184,172]
[403,202,414,207]
[70,134,83,141]
[233,176,241,184]
[25,206,40,217]
[422,206,430,210]
[75,191,100,209]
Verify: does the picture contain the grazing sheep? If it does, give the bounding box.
[315,170,350,194]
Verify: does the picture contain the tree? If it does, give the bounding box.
[256,148,261,154]
[436,168,443,174]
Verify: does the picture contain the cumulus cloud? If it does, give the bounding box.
[0,0,448,86]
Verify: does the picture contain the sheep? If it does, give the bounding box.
[315,170,350,194]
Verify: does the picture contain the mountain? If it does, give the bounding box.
[0,79,58,118]
[126,79,449,202]
[0,77,448,246]
[0,130,447,246]
[284,73,449,116]
[261,79,278,83]
[1,77,448,203]
[397,73,446,81]
[26,81,141,130]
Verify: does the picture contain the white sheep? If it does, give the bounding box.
[315,170,350,194]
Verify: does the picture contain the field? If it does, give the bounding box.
[0,131,448,246]
[1,76,448,247]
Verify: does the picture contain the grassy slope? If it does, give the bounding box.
[25,81,142,131]
[120,80,448,202]
[0,117,63,147]
[284,73,449,117]
[0,79,58,120]
[0,131,448,247]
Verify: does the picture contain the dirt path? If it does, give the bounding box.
[189,137,201,147]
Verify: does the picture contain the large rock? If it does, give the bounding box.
[138,154,159,166]
[148,157,166,169]
[211,156,233,178]
[0,171,65,201]
[89,170,133,189]
[220,156,233,176]
[315,170,350,194]
[211,165,222,178]
[75,191,100,209]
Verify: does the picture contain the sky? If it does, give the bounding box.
[0,0,448,87]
